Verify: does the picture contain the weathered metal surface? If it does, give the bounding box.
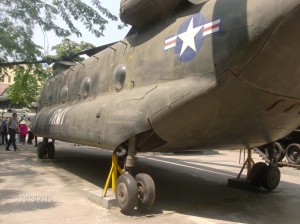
[33,0,300,153]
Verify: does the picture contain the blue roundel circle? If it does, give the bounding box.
[175,13,206,62]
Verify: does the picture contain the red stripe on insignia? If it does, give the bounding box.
[203,23,219,32]
[165,39,177,46]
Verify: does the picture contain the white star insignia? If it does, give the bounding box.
[178,18,202,56]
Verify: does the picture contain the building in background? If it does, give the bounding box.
[0,68,17,108]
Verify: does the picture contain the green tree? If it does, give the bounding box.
[0,0,118,63]
[48,38,96,62]
[8,65,50,107]
[8,38,95,107]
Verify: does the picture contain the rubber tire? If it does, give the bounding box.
[249,162,267,187]
[37,142,45,159]
[273,142,285,162]
[116,174,138,212]
[47,142,55,159]
[286,144,300,164]
[135,173,156,210]
[265,142,285,162]
[261,165,281,191]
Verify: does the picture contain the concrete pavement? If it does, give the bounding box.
[1,140,300,224]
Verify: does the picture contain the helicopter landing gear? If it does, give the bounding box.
[37,142,46,159]
[37,138,55,159]
[249,162,267,187]
[249,162,280,190]
[229,148,281,191]
[104,137,156,212]
[261,164,281,191]
[135,173,156,209]
[116,174,138,212]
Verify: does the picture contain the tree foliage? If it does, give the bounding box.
[1,1,119,107]
[8,65,50,107]
[0,0,118,63]
[48,38,95,62]
[8,37,95,107]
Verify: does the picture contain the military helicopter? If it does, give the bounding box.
[29,0,300,212]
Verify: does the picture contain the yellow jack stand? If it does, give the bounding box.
[237,149,255,180]
[103,152,123,197]
[228,149,255,189]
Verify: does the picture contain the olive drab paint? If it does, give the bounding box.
[33,0,300,153]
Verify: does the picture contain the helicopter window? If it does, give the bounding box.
[81,77,91,99]
[60,86,68,103]
[114,64,126,91]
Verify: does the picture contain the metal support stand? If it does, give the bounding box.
[237,149,255,180]
[228,149,255,189]
[103,152,123,197]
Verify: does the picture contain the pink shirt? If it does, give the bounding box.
[20,124,28,136]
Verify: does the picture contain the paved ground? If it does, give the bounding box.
[1,140,300,224]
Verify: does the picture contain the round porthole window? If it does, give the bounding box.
[60,86,68,103]
[113,64,126,91]
[81,77,91,99]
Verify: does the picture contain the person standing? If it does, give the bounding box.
[27,118,34,144]
[19,120,28,145]
[1,119,8,145]
[5,113,19,151]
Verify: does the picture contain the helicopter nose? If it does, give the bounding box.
[238,0,300,99]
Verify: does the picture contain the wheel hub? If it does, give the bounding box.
[117,183,128,205]
[137,183,145,200]
[268,171,280,186]
[291,151,299,159]
[264,165,281,190]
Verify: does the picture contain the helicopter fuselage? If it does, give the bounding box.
[33,0,300,152]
